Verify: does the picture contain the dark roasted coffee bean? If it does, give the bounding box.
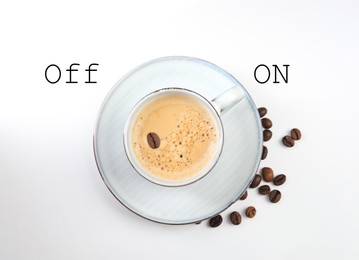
[258,107,267,118]
[282,135,295,147]
[195,221,201,225]
[291,128,302,140]
[245,206,256,218]
[249,174,262,188]
[261,118,272,129]
[261,146,268,160]
[261,167,274,182]
[239,190,248,200]
[147,132,160,149]
[263,130,272,141]
[258,185,271,195]
[273,174,286,186]
[209,215,223,227]
[230,211,242,225]
[269,190,281,203]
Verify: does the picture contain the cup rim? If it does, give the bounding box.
[123,87,225,187]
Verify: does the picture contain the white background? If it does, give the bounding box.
[1,0,358,259]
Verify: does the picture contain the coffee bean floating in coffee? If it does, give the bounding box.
[261,167,274,182]
[209,215,223,228]
[258,185,271,195]
[269,190,281,203]
[258,107,267,118]
[230,211,242,225]
[263,129,272,141]
[290,128,302,140]
[245,206,256,218]
[273,174,286,186]
[239,190,248,200]
[249,174,262,188]
[147,132,160,149]
[261,146,268,160]
[261,118,272,129]
[282,135,295,147]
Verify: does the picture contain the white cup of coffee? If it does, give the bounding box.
[124,86,244,186]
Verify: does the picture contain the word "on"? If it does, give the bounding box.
[254,64,290,84]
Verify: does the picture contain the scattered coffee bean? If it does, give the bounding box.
[230,211,242,225]
[261,118,272,129]
[263,129,272,141]
[261,146,268,160]
[249,174,262,188]
[290,128,302,140]
[261,167,274,182]
[282,135,295,147]
[239,190,248,200]
[209,215,223,227]
[273,174,286,186]
[269,190,281,203]
[258,185,271,195]
[258,107,267,118]
[245,206,256,218]
[147,132,160,149]
[195,221,202,225]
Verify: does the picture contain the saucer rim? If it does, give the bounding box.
[93,56,263,225]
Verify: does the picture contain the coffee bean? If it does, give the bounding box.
[261,167,274,182]
[239,190,248,200]
[245,206,256,218]
[261,118,272,129]
[258,107,267,118]
[282,135,295,147]
[273,174,286,186]
[195,221,201,225]
[258,185,271,195]
[249,174,262,188]
[209,215,223,228]
[230,211,242,225]
[269,190,281,203]
[263,130,272,141]
[261,146,268,160]
[291,128,302,140]
[147,132,160,149]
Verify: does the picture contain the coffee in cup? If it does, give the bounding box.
[131,92,220,181]
[124,88,224,186]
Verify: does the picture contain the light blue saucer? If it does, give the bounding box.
[94,56,262,224]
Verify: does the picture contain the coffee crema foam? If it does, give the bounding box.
[131,94,219,182]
